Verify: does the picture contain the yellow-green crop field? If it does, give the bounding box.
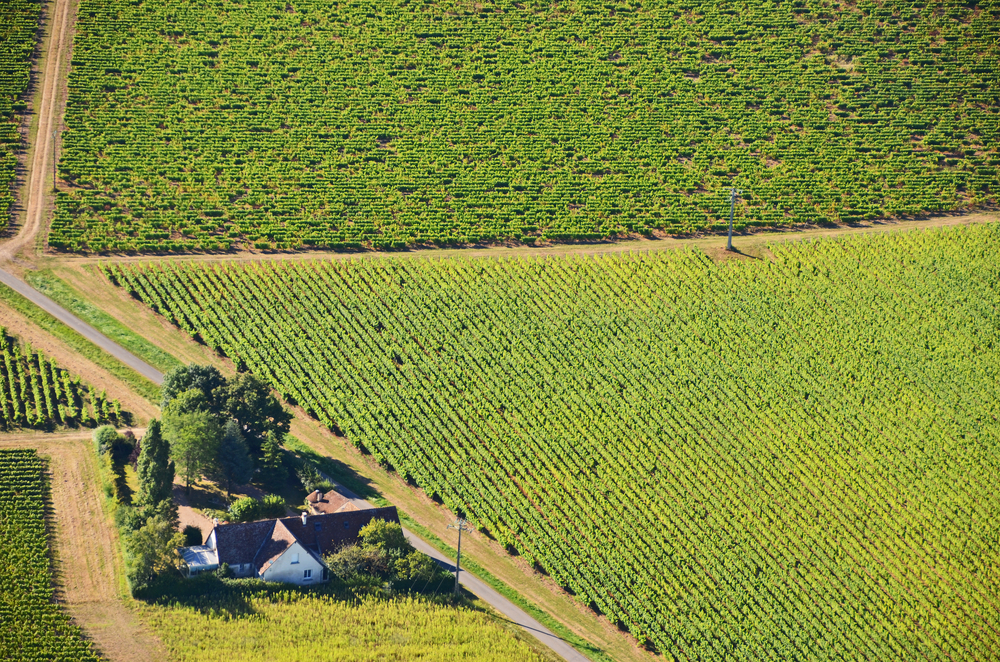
[107,224,1000,658]
[141,589,544,662]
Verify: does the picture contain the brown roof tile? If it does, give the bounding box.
[208,506,400,573]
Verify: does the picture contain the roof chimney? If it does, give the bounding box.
[301,512,307,526]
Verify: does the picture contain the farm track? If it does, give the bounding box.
[29,210,998,269]
[1,0,74,263]
[0,431,165,662]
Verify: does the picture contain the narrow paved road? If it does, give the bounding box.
[0,268,164,384]
[403,529,591,662]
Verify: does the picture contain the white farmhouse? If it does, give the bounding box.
[180,506,400,585]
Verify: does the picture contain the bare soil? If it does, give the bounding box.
[0,432,165,662]
[24,209,999,270]
[0,0,76,263]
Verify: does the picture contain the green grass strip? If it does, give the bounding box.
[284,437,612,662]
[25,269,183,373]
[0,283,161,404]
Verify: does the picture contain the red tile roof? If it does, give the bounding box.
[307,488,356,514]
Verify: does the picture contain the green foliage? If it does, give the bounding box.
[259,494,286,519]
[359,519,411,556]
[0,1,38,231]
[182,525,203,547]
[163,393,222,492]
[294,458,332,494]
[0,329,129,430]
[161,365,224,410]
[92,424,120,456]
[0,450,101,660]
[54,0,999,253]
[259,429,287,489]
[136,419,175,507]
[227,496,261,523]
[217,419,254,498]
[125,515,186,595]
[110,223,1000,656]
[214,373,291,451]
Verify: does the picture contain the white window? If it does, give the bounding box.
[303,569,312,580]
[291,553,299,564]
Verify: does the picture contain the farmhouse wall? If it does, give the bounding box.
[261,541,325,585]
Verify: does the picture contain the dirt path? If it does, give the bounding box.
[32,210,999,269]
[1,0,75,262]
[0,432,165,662]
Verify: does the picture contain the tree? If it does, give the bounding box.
[124,515,185,595]
[217,420,254,500]
[359,519,412,554]
[259,429,287,488]
[136,419,174,507]
[161,364,225,410]
[164,393,222,494]
[215,373,291,454]
[93,425,120,456]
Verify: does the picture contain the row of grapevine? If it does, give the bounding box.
[0,329,128,430]
[0,0,40,230]
[53,0,998,253]
[0,449,102,661]
[104,223,1000,658]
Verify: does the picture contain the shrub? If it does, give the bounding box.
[182,524,203,546]
[260,494,286,519]
[227,496,261,523]
[93,424,120,456]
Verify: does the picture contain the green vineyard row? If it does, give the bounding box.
[0,329,128,430]
[0,0,40,229]
[0,449,101,661]
[54,0,998,253]
[105,224,1000,658]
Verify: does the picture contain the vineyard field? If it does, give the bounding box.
[54,0,999,253]
[0,0,40,229]
[0,449,101,661]
[142,588,545,662]
[106,224,1000,658]
[0,328,128,430]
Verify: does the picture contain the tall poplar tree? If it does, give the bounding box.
[135,419,174,507]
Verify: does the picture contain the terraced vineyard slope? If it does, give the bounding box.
[55,0,999,252]
[0,0,40,229]
[106,224,1000,658]
[0,329,128,430]
[0,449,102,661]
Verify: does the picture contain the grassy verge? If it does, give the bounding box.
[25,269,183,373]
[0,283,161,404]
[283,436,612,662]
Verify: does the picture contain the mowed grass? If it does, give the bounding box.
[140,589,546,662]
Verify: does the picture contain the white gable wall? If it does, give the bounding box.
[261,540,325,585]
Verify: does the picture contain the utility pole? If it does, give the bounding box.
[447,517,471,596]
[727,187,738,252]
